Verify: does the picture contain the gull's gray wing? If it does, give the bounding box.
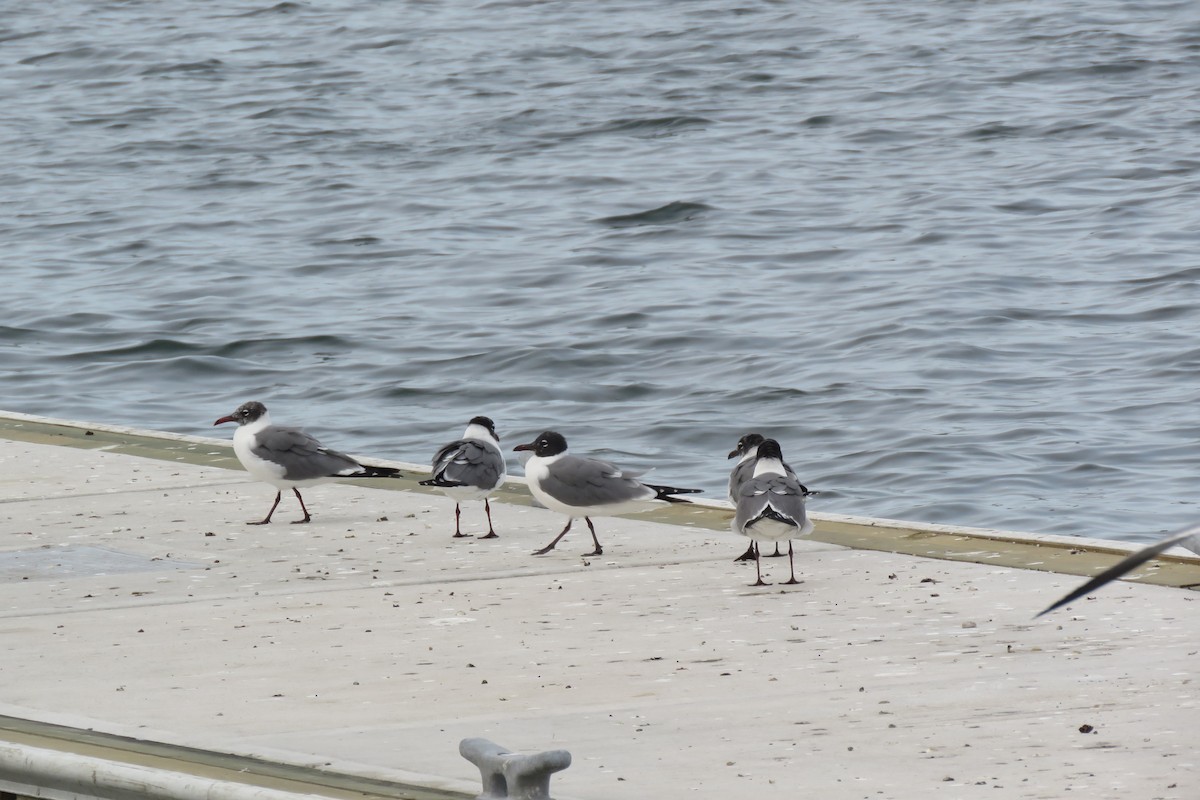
[538,455,654,507]
[729,458,807,504]
[728,458,755,504]
[1036,524,1200,617]
[253,425,362,481]
[734,474,810,532]
[429,439,506,490]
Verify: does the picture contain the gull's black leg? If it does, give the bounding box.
[478,499,499,539]
[248,491,282,525]
[290,488,312,524]
[534,518,573,555]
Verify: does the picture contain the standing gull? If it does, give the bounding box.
[514,430,700,556]
[214,401,402,524]
[727,432,811,561]
[419,416,507,539]
[732,438,815,587]
[1036,524,1200,617]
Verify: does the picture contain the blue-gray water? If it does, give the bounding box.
[4,1,1199,542]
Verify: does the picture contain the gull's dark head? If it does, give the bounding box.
[728,432,765,460]
[513,430,568,457]
[469,415,499,441]
[215,401,267,427]
[756,438,784,461]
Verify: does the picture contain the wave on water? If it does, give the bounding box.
[595,201,714,228]
[4,0,1200,543]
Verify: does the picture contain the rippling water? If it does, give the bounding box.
[4,1,1200,542]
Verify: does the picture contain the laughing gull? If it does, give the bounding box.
[1036,524,1200,617]
[214,401,402,525]
[419,416,507,539]
[732,439,815,587]
[514,430,700,556]
[728,433,811,561]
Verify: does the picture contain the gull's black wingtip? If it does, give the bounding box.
[1034,597,1071,619]
[648,484,703,503]
[1034,524,1200,618]
[1035,571,1115,619]
[419,477,465,488]
[361,465,404,479]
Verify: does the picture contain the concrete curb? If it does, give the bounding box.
[0,740,329,800]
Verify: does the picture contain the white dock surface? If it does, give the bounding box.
[0,428,1195,799]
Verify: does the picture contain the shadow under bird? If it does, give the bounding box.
[732,438,815,587]
[214,401,402,524]
[514,430,701,556]
[419,416,507,539]
[728,432,814,561]
[1036,524,1200,617]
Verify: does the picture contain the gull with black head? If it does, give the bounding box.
[214,401,402,525]
[728,432,812,561]
[732,438,815,587]
[514,430,700,556]
[419,416,507,539]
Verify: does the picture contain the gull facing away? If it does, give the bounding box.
[1036,524,1200,617]
[418,416,507,539]
[514,430,701,556]
[732,438,815,587]
[214,401,402,525]
[727,432,812,561]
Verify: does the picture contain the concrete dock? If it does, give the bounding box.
[0,411,1196,800]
